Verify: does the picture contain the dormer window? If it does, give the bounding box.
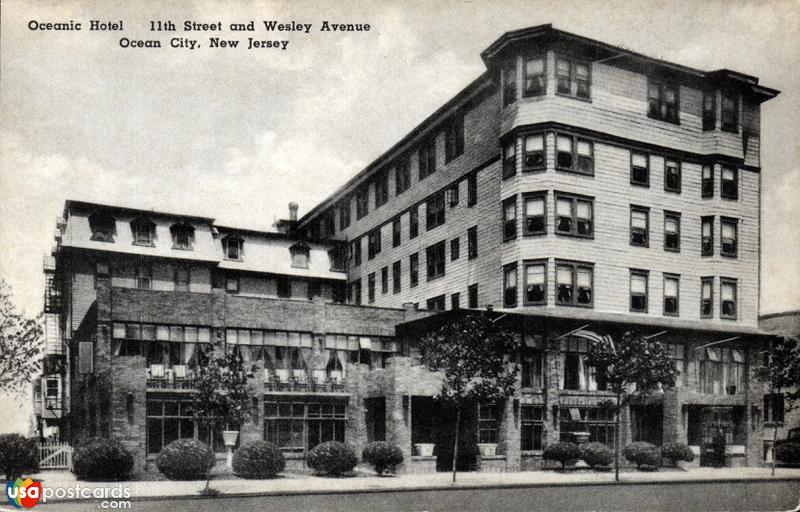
[130,217,155,246]
[88,212,116,242]
[290,242,310,269]
[222,235,244,261]
[170,221,194,250]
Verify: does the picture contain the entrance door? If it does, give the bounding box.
[632,405,663,445]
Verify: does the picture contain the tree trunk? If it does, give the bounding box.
[452,407,461,484]
[615,393,621,482]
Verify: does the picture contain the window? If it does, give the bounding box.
[630,152,649,186]
[392,261,401,293]
[374,172,389,209]
[174,266,190,292]
[503,263,518,308]
[703,91,716,131]
[395,158,411,195]
[556,134,593,174]
[426,193,445,230]
[381,267,388,295]
[146,399,197,455]
[351,238,362,267]
[630,207,649,247]
[556,57,590,99]
[764,394,785,424]
[523,133,545,171]
[702,165,714,198]
[523,260,546,305]
[450,237,460,261]
[666,343,685,387]
[467,174,477,206]
[478,403,500,443]
[277,276,291,298]
[502,61,516,106]
[418,140,436,180]
[350,279,362,305]
[451,293,460,310]
[356,187,369,219]
[647,80,679,123]
[721,165,738,199]
[701,216,714,256]
[447,184,459,207]
[521,406,545,451]
[559,406,615,447]
[323,212,335,237]
[131,217,156,246]
[409,253,419,287]
[664,158,681,192]
[392,218,401,247]
[664,211,681,252]
[556,194,593,237]
[467,226,478,259]
[264,399,347,453]
[721,92,738,132]
[426,295,445,311]
[409,207,419,239]
[445,113,465,162]
[502,139,517,179]
[524,56,546,96]
[468,283,478,308]
[88,212,116,242]
[225,275,239,294]
[720,278,737,319]
[290,242,310,268]
[339,199,351,230]
[630,270,649,313]
[721,217,738,257]
[367,273,375,303]
[170,222,194,250]
[502,196,517,240]
[698,347,744,395]
[701,277,714,318]
[522,335,545,389]
[663,274,680,316]
[367,230,381,260]
[560,337,606,392]
[426,241,446,280]
[556,261,593,307]
[523,193,546,235]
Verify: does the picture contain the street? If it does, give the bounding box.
[36,479,800,512]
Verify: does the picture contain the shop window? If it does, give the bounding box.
[699,347,745,395]
[265,399,347,453]
[521,406,545,451]
[559,406,615,447]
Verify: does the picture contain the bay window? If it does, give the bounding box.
[523,133,545,171]
[503,139,517,179]
[702,164,714,198]
[721,165,738,199]
[701,216,714,256]
[556,57,590,99]
[721,93,738,132]
[523,260,546,305]
[503,61,517,107]
[647,80,679,123]
[503,263,518,308]
[560,337,603,391]
[556,193,593,237]
[556,134,593,174]
[524,56,546,96]
[502,196,517,240]
[721,217,738,257]
[701,277,714,318]
[556,261,593,307]
[703,91,716,131]
[523,193,546,235]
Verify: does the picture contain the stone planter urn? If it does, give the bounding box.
[573,431,591,445]
[414,443,435,457]
[477,443,498,456]
[222,430,239,469]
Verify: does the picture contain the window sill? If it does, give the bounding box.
[721,196,739,201]
[721,253,738,259]
[665,188,682,194]
[503,303,518,309]
[503,236,517,243]
[630,243,650,248]
[555,167,594,177]
[90,237,115,243]
[556,302,593,309]
[132,241,156,247]
[171,246,194,251]
[630,181,650,188]
[663,312,679,317]
[664,247,680,253]
[555,92,592,103]
[629,309,648,314]
[647,115,681,126]
[720,315,738,321]
[523,231,547,237]
[556,232,594,240]
[721,127,739,134]
[521,450,544,456]
[522,92,546,99]
[522,168,547,174]
[523,301,547,307]
[427,274,445,282]
[225,258,244,262]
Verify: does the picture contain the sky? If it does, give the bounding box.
[1,0,798,323]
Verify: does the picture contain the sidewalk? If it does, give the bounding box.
[31,466,800,503]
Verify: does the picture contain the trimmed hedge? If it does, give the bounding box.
[661,442,694,465]
[306,441,358,476]
[623,442,662,470]
[0,434,39,480]
[543,442,581,469]
[579,442,614,469]
[774,442,800,464]
[72,437,133,481]
[232,441,285,479]
[155,439,215,480]
[362,442,404,476]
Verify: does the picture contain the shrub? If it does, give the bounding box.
[232,441,285,479]
[72,437,133,481]
[774,442,800,464]
[543,442,581,469]
[362,442,404,476]
[155,439,215,480]
[306,441,358,476]
[623,441,662,470]
[661,442,695,466]
[0,434,39,480]
[579,442,614,469]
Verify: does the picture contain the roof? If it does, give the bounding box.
[759,310,800,337]
[65,199,215,223]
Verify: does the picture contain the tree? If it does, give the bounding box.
[582,330,677,482]
[193,348,251,493]
[0,280,44,394]
[755,335,800,475]
[414,312,518,483]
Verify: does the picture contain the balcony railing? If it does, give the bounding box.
[144,365,347,393]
